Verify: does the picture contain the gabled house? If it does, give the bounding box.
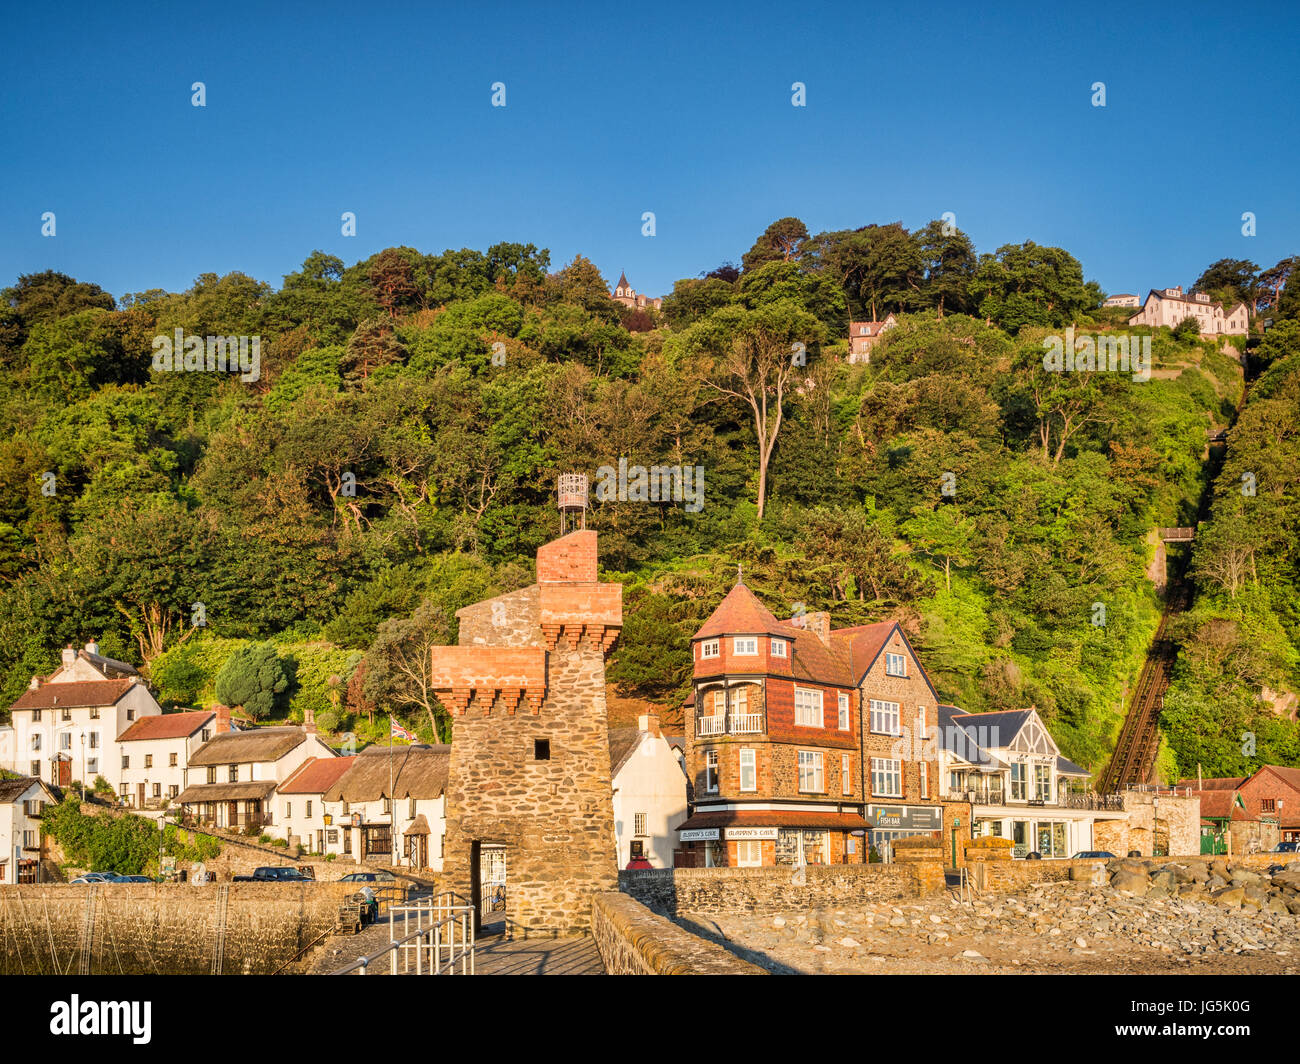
[1127,286,1248,336]
[679,580,870,868]
[321,745,450,870]
[175,710,335,834]
[0,776,56,883]
[117,710,215,809]
[609,713,688,868]
[1182,765,1300,850]
[1,642,162,792]
[272,755,356,854]
[831,619,949,861]
[937,705,1116,858]
[847,314,896,362]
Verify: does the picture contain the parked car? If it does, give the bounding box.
[232,866,314,882]
[1270,841,1300,853]
[115,875,154,883]
[339,870,396,883]
[70,872,121,884]
[1071,851,1117,859]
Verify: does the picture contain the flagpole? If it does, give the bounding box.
[389,717,396,868]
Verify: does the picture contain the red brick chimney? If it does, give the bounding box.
[638,712,660,738]
[214,704,231,734]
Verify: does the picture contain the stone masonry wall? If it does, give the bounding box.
[592,891,767,974]
[618,861,939,916]
[441,531,620,936]
[0,882,355,975]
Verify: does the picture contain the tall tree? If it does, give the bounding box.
[741,218,810,271]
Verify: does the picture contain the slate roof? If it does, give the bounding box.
[937,704,1005,769]
[187,727,309,766]
[1056,755,1090,777]
[10,679,135,711]
[77,648,139,678]
[0,777,51,804]
[608,727,644,779]
[323,745,450,803]
[279,756,357,795]
[116,710,214,743]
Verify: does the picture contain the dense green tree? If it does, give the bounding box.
[214,641,292,720]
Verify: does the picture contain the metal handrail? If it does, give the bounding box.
[329,892,476,976]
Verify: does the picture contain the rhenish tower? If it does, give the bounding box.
[433,476,621,935]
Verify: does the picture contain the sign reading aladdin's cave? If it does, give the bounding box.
[679,828,720,841]
[723,826,779,841]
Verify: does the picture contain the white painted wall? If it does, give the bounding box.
[611,731,689,869]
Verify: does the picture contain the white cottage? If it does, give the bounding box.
[117,709,215,809]
[609,713,689,869]
[1,643,162,792]
[0,776,56,883]
[270,755,356,854]
[321,745,449,871]
[176,712,335,834]
[937,705,1125,858]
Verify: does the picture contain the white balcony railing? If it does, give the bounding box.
[697,715,726,737]
[730,713,764,734]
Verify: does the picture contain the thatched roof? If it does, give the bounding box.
[175,780,277,803]
[608,727,645,778]
[324,745,450,802]
[187,727,307,766]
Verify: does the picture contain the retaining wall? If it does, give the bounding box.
[0,882,356,975]
[619,861,937,916]
[591,892,766,974]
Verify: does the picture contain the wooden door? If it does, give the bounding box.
[57,759,70,788]
[137,783,146,808]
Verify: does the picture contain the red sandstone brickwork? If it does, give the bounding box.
[536,529,598,583]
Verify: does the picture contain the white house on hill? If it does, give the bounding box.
[609,713,689,868]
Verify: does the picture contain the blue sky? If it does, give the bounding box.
[1,0,1296,303]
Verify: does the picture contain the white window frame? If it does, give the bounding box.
[701,639,720,659]
[842,754,852,796]
[30,734,40,752]
[739,748,756,792]
[713,689,727,715]
[733,637,758,656]
[705,750,718,793]
[771,638,787,658]
[794,687,824,727]
[732,686,748,715]
[735,840,763,867]
[633,812,647,836]
[59,733,72,751]
[1010,762,1027,801]
[838,692,850,730]
[920,760,929,799]
[797,750,824,793]
[869,699,901,736]
[870,757,903,798]
[885,652,907,677]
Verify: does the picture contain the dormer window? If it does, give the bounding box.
[885,652,906,677]
[771,639,787,658]
[733,637,757,655]
[701,640,720,659]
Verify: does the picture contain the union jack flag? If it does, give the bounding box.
[389,718,416,742]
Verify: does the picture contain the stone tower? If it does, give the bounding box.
[433,529,621,934]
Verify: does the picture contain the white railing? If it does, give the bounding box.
[330,891,475,975]
[730,713,764,734]
[697,715,725,736]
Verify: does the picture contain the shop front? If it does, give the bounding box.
[866,804,942,862]
[973,814,1090,857]
[675,808,870,867]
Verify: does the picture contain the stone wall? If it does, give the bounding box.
[1098,791,1200,857]
[967,851,1300,893]
[591,892,767,974]
[0,881,356,974]
[618,860,939,916]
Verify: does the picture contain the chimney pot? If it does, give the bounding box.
[29,676,38,690]
[638,712,660,738]
[61,645,76,667]
[85,641,99,656]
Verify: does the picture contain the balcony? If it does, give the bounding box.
[696,713,765,737]
[697,715,726,737]
[959,790,1125,812]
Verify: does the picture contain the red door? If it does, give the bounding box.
[57,759,71,788]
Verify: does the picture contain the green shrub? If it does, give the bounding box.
[92,776,114,796]
[258,834,272,844]
[271,838,288,848]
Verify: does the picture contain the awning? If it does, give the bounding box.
[404,814,430,835]
[678,809,873,833]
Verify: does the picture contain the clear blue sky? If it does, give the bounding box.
[1,0,1296,303]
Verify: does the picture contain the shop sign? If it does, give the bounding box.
[679,828,720,841]
[868,805,942,831]
[724,826,778,840]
